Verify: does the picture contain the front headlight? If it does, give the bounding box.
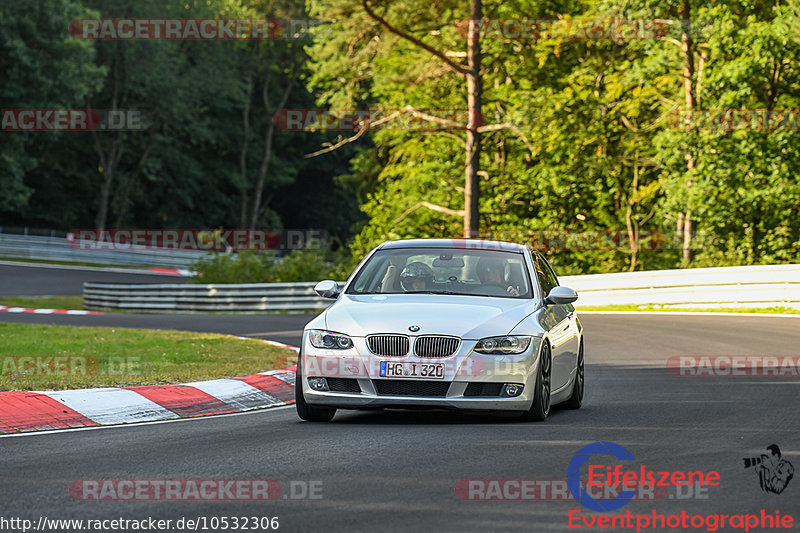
[474,336,531,354]
[308,330,354,350]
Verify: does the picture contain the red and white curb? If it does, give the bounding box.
[0,340,300,434]
[0,306,103,315]
[148,267,195,276]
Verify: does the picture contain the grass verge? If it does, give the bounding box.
[1,296,85,310]
[0,323,296,391]
[575,304,800,314]
[0,296,321,314]
[0,256,142,269]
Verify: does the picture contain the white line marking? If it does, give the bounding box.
[240,330,303,337]
[183,379,281,410]
[40,388,180,425]
[577,310,800,318]
[0,259,185,275]
[260,369,296,386]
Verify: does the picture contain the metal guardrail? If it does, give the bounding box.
[83,264,800,313]
[83,281,343,313]
[560,264,800,309]
[0,231,210,269]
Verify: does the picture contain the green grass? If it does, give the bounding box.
[0,296,85,310]
[0,323,297,391]
[0,296,322,314]
[0,256,144,269]
[575,304,800,314]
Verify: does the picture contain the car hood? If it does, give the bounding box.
[320,294,539,339]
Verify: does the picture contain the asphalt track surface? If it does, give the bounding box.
[0,261,187,296]
[2,308,799,532]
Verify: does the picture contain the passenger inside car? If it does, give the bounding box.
[475,257,520,296]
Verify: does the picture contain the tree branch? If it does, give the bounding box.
[361,0,470,75]
[304,107,465,158]
[395,201,466,223]
[477,122,535,157]
[303,109,405,158]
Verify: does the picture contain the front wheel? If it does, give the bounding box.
[520,341,551,422]
[295,351,336,422]
[562,339,584,410]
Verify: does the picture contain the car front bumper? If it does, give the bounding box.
[301,333,542,412]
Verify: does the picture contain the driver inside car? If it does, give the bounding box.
[399,261,435,292]
[476,257,520,296]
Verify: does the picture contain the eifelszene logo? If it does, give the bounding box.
[743,445,795,494]
[567,441,721,512]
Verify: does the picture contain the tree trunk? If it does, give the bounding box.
[248,69,297,230]
[92,54,123,232]
[113,129,157,227]
[680,1,696,262]
[626,162,640,272]
[94,168,114,231]
[239,74,253,228]
[92,131,123,232]
[463,0,482,238]
[249,118,276,229]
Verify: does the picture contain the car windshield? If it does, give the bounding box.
[346,247,532,298]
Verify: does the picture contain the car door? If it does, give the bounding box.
[533,252,578,391]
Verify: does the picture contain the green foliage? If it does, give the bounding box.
[3,0,800,277]
[307,0,800,272]
[0,0,361,242]
[0,0,104,213]
[191,247,356,284]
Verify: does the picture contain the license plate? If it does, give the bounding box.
[379,361,444,379]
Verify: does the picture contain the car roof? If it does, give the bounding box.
[377,238,528,253]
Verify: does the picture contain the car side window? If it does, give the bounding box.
[533,253,558,297]
[540,255,560,288]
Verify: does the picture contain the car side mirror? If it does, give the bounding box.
[544,286,578,305]
[314,280,340,299]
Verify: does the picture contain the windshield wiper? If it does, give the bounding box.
[402,290,462,295]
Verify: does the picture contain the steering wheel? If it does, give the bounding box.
[479,283,509,296]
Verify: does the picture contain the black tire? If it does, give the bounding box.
[295,351,336,422]
[520,341,551,422]
[562,338,584,410]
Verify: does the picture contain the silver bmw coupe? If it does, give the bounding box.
[296,239,584,422]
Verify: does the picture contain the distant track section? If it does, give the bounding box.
[0,261,189,297]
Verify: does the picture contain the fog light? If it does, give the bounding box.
[308,377,329,391]
[502,383,524,397]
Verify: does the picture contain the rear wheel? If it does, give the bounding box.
[562,339,584,410]
[295,351,336,422]
[520,341,551,422]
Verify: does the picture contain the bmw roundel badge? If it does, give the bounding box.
[408,325,420,332]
